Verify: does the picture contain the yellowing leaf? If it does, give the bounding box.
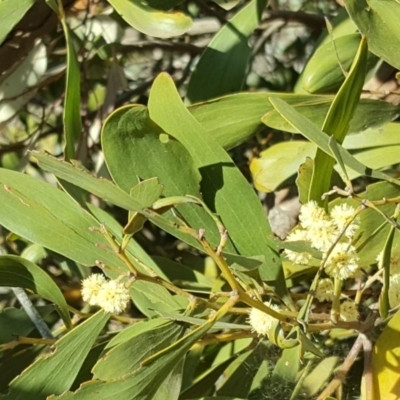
[369,309,400,399]
[107,0,192,39]
[250,141,316,192]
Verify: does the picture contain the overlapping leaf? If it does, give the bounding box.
[148,73,283,286]
[0,255,71,328]
[344,0,400,70]
[2,311,109,400]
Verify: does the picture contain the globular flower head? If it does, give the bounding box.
[81,274,106,305]
[299,201,328,229]
[315,278,334,302]
[340,300,359,321]
[248,303,281,337]
[307,219,339,252]
[96,279,131,314]
[81,274,131,315]
[330,203,359,238]
[389,273,400,308]
[324,242,360,280]
[284,229,312,265]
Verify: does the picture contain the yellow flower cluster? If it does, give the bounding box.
[81,274,130,315]
[285,201,360,280]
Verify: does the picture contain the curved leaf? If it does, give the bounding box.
[0,168,126,271]
[186,0,266,104]
[0,255,71,328]
[101,105,231,251]
[300,33,378,94]
[0,0,35,46]
[308,35,368,203]
[53,319,214,400]
[189,93,400,151]
[265,98,400,187]
[148,73,283,285]
[3,311,109,400]
[107,0,192,39]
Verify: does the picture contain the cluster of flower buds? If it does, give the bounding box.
[81,274,130,314]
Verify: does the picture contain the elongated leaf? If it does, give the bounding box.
[0,168,126,271]
[2,311,109,400]
[32,152,254,274]
[345,145,400,181]
[272,346,300,382]
[309,35,367,203]
[343,123,400,150]
[186,0,266,104]
[62,22,82,160]
[148,73,282,285]
[155,310,251,330]
[0,0,35,46]
[379,225,395,319]
[180,356,236,399]
[251,136,400,194]
[0,255,71,328]
[107,0,192,39]
[47,1,83,160]
[264,98,400,187]
[344,0,400,70]
[301,357,338,396]
[189,93,400,151]
[295,9,358,93]
[151,256,213,291]
[32,152,145,212]
[262,97,400,138]
[0,167,183,316]
[53,320,214,399]
[217,347,264,397]
[93,321,184,379]
[104,318,169,350]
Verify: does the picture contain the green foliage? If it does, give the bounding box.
[1,1,400,399]
[0,0,35,46]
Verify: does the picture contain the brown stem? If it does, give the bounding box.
[316,334,364,399]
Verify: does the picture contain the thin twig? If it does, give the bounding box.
[317,333,364,399]
[12,287,54,339]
